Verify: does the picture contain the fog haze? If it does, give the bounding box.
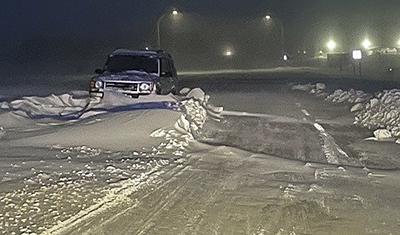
[1,0,399,76]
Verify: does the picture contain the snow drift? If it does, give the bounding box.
[292,83,400,142]
[1,82,399,234]
[0,88,224,234]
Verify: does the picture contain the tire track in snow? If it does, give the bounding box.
[44,162,170,235]
[134,168,198,235]
[53,156,197,235]
[129,157,244,235]
[300,107,349,165]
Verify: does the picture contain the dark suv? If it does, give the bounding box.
[90,49,179,98]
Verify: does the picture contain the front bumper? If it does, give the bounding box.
[89,91,104,98]
[90,80,154,97]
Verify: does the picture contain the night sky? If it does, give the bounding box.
[1,0,400,74]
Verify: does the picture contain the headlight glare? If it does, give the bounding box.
[140,83,151,91]
[95,81,103,89]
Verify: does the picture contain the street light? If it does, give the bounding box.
[362,39,371,49]
[225,50,232,56]
[264,13,285,54]
[222,46,234,57]
[327,40,336,51]
[157,9,180,49]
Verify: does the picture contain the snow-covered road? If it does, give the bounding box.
[1,70,400,234]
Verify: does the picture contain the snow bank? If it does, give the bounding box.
[292,83,400,142]
[353,90,400,134]
[175,88,223,133]
[0,88,223,234]
[326,88,400,138]
[326,89,372,104]
[292,83,328,97]
[0,91,179,122]
[147,88,224,159]
[0,87,225,158]
[0,88,222,152]
[0,92,88,118]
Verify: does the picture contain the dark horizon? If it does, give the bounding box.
[1,0,400,76]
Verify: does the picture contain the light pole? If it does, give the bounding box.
[352,49,363,77]
[265,14,285,55]
[265,15,284,51]
[157,9,179,49]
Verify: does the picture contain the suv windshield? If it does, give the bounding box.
[105,55,158,73]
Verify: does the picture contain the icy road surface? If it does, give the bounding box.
[1,70,400,234]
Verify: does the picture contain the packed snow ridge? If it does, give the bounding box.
[292,83,400,143]
[176,88,223,132]
[0,88,223,234]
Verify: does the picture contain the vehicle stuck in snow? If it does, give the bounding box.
[90,49,179,98]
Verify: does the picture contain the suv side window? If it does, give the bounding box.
[161,58,173,77]
[171,61,177,77]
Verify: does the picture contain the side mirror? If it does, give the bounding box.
[95,69,103,74]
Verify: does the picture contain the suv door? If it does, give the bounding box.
[157,58,178,94]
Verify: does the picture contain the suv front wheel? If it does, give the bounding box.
[155,84,169,95]
[170,85,178,95]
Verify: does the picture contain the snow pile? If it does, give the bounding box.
[177,92,208,132]
[0,91,178,121]
[292,83,400,141]
[292,83,328,97]
[0,88,220,153]
[150,128,194,157]
[0,88,220,131]
[0,92,89,119]
[150,88,224,157]
[353,90,400,138]
[176,88,223,133]
[0,87,225,234]
[291,83,315,92]
[145,88,225,160]
[326,88,400,138]
[371,129,393,140]
[325,89,372,104]
[291,83,372,104]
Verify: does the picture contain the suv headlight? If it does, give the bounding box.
[139,83,151,91]
[94,81,103,89]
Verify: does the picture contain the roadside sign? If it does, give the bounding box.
[352,49,362,60]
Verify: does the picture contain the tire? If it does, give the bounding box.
[131,94,139,98]
[171,86,178,95]
[155,84,161,95]
[155,86,167,95]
